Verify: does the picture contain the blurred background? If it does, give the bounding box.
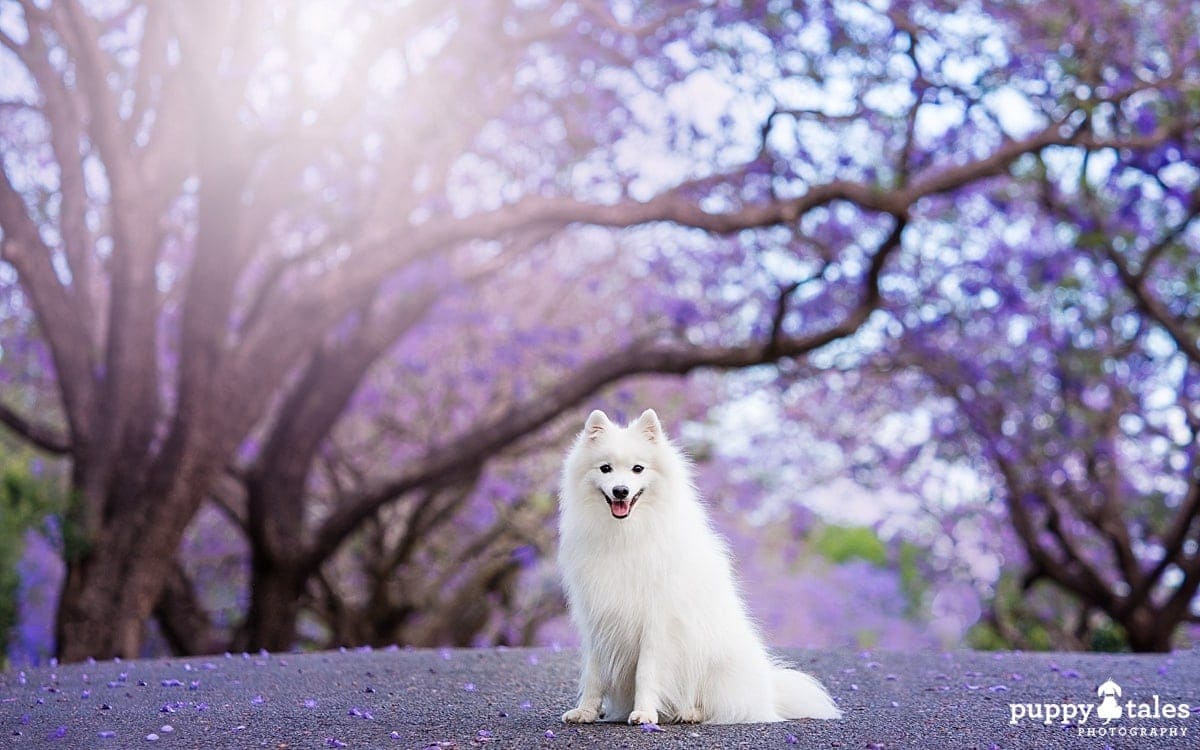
[1,0,1198,665]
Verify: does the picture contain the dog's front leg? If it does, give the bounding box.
[627,639,661,725]
[562,647,604,723]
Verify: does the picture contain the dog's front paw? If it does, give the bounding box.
[628,709,659,725]
[562,707,600,724]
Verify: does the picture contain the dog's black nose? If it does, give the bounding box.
[612,485,629,499]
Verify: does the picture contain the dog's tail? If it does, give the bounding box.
[772,667,843,720]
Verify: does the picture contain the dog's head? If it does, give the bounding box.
[569,408,666,520]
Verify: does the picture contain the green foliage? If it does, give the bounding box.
[1090,621,1130,653]
[967,574,1054,651]
[808,524,888,567]
[0,452,62,668]
[896,541,928,617]
[967,574,1136,653]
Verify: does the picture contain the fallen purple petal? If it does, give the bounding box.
[639,723,665,733]
[98,731,116,739]
[325,739,347,749]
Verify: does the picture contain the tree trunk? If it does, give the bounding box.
[54,430,221,661]
[55,540,166,661]
[242,556,305,653]
[1122,609,1173,653]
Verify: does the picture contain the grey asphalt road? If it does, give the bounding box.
[2,646,1197,749]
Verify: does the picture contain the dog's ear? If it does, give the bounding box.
[584,410,612,441]
[634,409,663,443]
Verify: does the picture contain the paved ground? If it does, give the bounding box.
[2,646,1197,749]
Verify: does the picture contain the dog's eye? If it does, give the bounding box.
[632,464,644,474]
[599,464,612,473]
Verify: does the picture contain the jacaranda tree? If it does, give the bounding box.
[0,0,1196,660]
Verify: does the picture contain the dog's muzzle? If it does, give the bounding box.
[604,488,644,519]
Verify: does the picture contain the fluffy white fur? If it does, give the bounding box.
[557,408,842,725]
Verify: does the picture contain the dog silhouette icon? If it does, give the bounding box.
[1096,679,1122,723]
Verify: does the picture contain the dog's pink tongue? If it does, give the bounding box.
[610,500,631,518]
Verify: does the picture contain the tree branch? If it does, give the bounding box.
[1102,196,1200,366]
[304,216,907,571]
[0,166,96,443]
[0,401,70,454]
[153,559,225,656]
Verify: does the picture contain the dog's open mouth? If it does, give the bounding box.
[605,489,643,519]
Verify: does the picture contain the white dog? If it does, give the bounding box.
[557,408,842,725]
